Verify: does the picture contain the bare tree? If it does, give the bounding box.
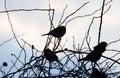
[0,0,120,77]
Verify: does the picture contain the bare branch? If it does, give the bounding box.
[4,0,26,59]
[0,33,26,47]
[0,8,54,13]
[60,1,89,26]
[98,0,106,44]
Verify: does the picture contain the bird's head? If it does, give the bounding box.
[100,41,107,47]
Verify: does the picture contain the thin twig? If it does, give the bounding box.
[58,5,68,25]
[0,8,54,13]
[0,33,26,47]
[98,0,106,44]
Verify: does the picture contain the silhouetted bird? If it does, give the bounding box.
[44,48,63,65]
[90,68,107,78]
[81,42,107,62]
[42,26,66,38]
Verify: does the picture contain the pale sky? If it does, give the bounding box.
[0,0,120,74]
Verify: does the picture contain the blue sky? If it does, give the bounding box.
[0,0,120,75]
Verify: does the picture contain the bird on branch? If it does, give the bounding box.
[79,42,107,62]
[42,26,66,38]
[43,48,63,65]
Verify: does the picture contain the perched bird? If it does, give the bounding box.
[90,68,107,78]
[44,48,63,65]
[42,26,66,38]
[80,42,107,62]
[83,50,102,62]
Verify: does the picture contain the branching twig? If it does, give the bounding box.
[60,1,89,26]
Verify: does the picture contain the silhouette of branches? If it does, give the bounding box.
[0,0,120,78]
[0,33,25,47]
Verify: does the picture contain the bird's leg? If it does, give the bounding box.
[53,38,61,51]
[53,38,57,50]
[45,35,52,49]
[56,38,61,50]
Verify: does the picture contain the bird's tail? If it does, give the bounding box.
[42,33,48,36]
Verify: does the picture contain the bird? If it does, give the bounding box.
[83,50,102,62]
[80,42,107,62]
[43,48,63,65]
[90,68,107,78]
[42,26,66,38]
